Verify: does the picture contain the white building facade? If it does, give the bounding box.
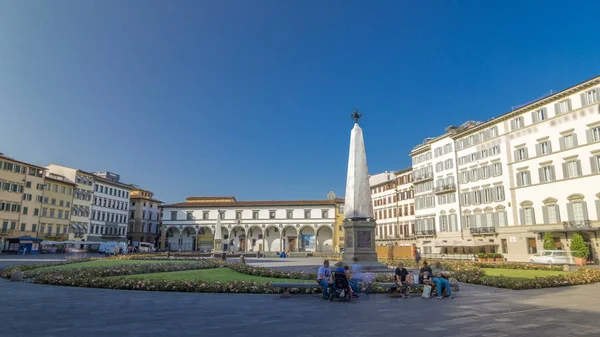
[395,168,415,241]
[161,197,336,253]
[46,165,95,240]
[408,75,600,262]
[128,187,162,247]
[371,171,399,244]
[90,172,132,242]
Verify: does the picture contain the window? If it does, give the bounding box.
[555,99,571,114]
[496,211,507,227]
[560,133,578,150]
[483,188,492,203]
[527,238,537,254]
[539,165,556,183]
[236,211,242,220]
[460,171,469,184]
[47,225,52,234]
[490,162,502,176]
[591,154,600,174]
[472,190,482,205]
[536,141,552,156]
[322,210,329,218]
[186,212,193,220]
[462,215,471,229]
[516,171,531,187]
[58,210,63,219]
[304,210,311,219]
[65,211,69,219]
[542,205,561,224]
[531,108,547,123]
[581,88,598,106]
[170,211,177,220]
[587,126,600,143]
[520,206,536,225]
[562,160,582,179]
[32,223,37,232]
[511,116,525,131]
[203,211,209,220]
[286,210,293,219]
[470,168,479,181]
[34,208,39,216]
[51,198,56,205]
[219,211,225,220]
[439,215,448,232]
[461,192,471,206]
[252,211,259,220]
[269,211,276,219]
[49,209,55,218]
[22,206,28,215]
[514,147,528,162]
[444,159,453,170]
[59,200,64,207]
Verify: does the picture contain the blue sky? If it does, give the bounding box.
[1,0,600,203]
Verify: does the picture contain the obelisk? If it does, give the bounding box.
[341,109,390,272]
[213,216,223,254]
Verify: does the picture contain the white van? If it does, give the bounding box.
[530,250,570,265]
[136,242,154,253]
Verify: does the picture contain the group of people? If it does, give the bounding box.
[396,260,455,299]
[316,259,362,299]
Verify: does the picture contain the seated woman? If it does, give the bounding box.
[394,262,412,299]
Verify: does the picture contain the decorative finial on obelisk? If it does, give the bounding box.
[351,108,362,124]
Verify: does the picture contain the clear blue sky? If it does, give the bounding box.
[1,0,600,203]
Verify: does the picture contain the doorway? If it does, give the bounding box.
[579,232,594,262]
[288,237,296,252]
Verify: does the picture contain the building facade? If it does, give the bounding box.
[0,153,46,240]
[90,172,132,242]
[160,197,336,253]
[128,187,162,246]
[408,75,600,262]
[395,168,416,243]
[38,173,75,241]
[46,165,95,240]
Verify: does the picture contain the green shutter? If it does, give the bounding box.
[531,208,536,225]
[573,133,578,147]
[587,129,593,144]
[554,102,561,114]
[581,92,587,106]
[542,206,549,224]
[538,168,544,183]
[562,163,568,179]
[531,111,537,123]
[519,209,525,225]
[591,156,599,174]
[577,160,583,177]
[555,205,561,223]
[550,166,556,181]
[559,137,566,150]
[535,143,541,156]
[582,202,589,221]
[567,203,574,221]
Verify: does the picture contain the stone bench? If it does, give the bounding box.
[272,282,319,298]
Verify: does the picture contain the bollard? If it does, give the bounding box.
[11,270,23,282]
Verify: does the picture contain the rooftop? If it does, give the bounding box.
[163,198,344,208]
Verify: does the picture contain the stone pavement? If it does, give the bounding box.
[2,279,600,337]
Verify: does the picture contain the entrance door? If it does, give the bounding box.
[240,239,246,252]
[288,238,296,252]
[580,232,594,262]
[258,243,263,252]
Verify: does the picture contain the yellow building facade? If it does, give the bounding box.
[0,153,46,240]
[38,174,75,241]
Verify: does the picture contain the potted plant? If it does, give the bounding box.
[486,253,495,262]
[570,233,590,266]
[542,232,555,250]
[494,253,504,262]
[477,253,486,262]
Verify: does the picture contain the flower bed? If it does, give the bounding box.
[379,258,564,271]
[0,258,95,279]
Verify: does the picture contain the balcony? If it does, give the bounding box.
[415,229,436,237]
[562,220,592,229]
[0,229,15,236]
[414,173,433,183]
[470,226,496,235]
[434,184,456,194]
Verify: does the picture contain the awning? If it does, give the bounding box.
[435,239,498,247]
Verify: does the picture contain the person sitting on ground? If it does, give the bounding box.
[344,265,359,298]
[317,260,333,300]
[431,260,454,299]
[394,262,411,298]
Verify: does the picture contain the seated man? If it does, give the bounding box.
[317,260,333,299]
[344,265,359,297]
[430,260,454,299]
[419,261,435,297]
[394,262,411,298]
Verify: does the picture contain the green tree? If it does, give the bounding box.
[570,233,590,259]
[542,232,555,250]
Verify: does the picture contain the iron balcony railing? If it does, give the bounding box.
[434,184,457,194]
[470,226,496,235]
[562,220,592,229]
[415,229,436,237]
[414,173,434,182]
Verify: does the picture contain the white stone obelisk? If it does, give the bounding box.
[341,110,389,272]
[213,216,223,253]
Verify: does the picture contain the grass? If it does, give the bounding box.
[116,268,313,283]
[482,268,568,278]
[33,259,189,272]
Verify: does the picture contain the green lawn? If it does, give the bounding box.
[482,268,568,278]
[116,268,313,283]
[33,259,188,272]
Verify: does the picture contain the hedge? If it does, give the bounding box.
[379,258,564,271]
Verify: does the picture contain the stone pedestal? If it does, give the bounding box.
[340,219,391,273]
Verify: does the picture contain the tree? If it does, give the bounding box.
[542,232,555,250]
[570,233,590,259]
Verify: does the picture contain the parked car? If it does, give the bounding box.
[530,250,570,264]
